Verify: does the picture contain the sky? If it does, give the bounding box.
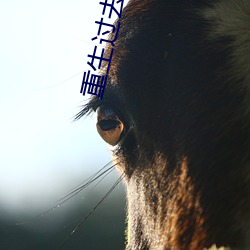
[0,0,128,214]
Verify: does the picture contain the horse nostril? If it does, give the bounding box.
[96,106,125,146]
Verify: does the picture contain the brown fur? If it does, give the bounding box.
[80,0,250,249]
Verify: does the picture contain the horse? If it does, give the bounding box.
[78,0,250,249]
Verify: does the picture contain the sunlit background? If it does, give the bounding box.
[0,0,128,249]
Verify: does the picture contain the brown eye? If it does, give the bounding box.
[96,105,125,146]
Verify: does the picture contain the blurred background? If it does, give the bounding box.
[0,0,128,249]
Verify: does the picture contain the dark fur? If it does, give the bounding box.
[80,0,250,249]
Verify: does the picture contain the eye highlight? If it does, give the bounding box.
[96,105,125,146]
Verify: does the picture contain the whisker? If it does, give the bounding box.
[85,165,116,195]
[56,172,125,250]
[30,71,84,91]
[50,163,117,211]
[30,61,101,91]
[56,161,117,203]
[16,161,118,225]
[60,166,116,231]
[73,38,106,48]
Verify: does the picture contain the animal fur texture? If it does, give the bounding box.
[79,0,250,249]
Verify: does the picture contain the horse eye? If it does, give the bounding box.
[96,105,125,146]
